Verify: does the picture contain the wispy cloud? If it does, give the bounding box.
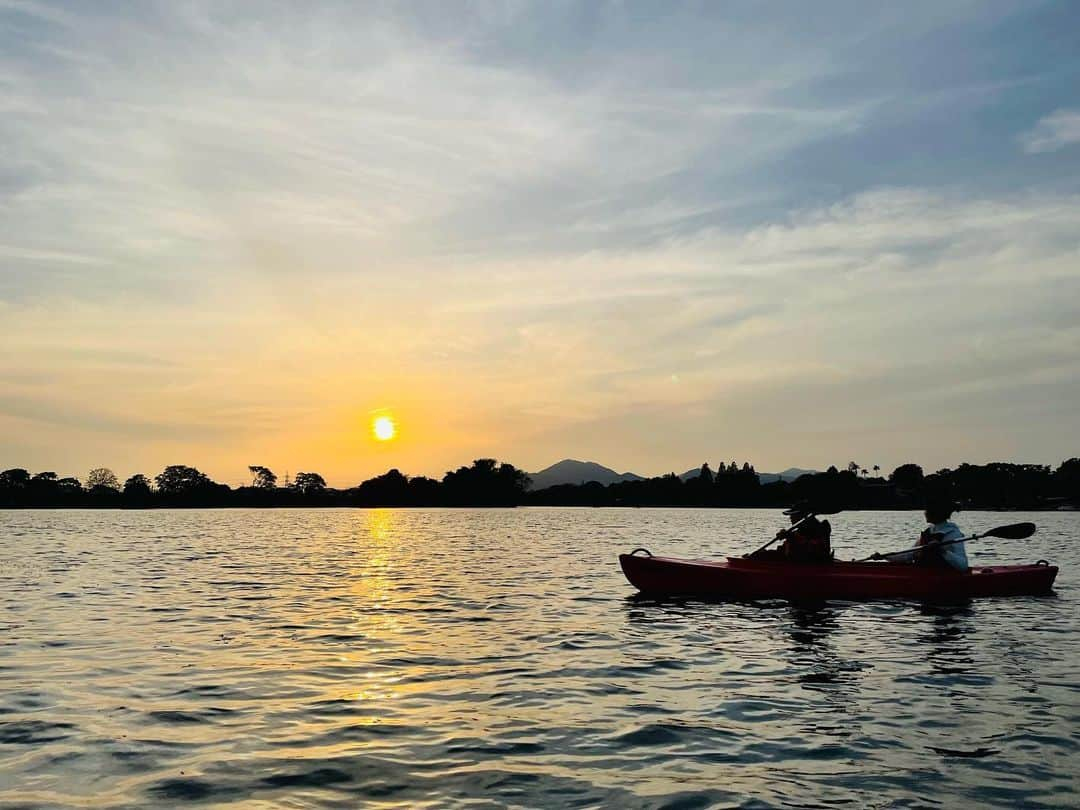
[1,2,1078,481]
[1021,109,1080,153]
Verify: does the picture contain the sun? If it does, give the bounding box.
[372,415,396,442]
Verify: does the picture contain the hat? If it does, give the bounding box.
[783,500,812,517]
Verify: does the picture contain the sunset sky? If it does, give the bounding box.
[2,2,1079,486]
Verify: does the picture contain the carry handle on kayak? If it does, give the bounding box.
[745,506,841,558]
[861,522,1036,562]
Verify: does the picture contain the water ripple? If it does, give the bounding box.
[1,507,1077,808]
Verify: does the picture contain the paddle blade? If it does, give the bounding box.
[984,522,1036,540]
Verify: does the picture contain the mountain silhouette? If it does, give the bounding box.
[678,467,711,481]
[528,459,644,490]
[531,460,820,489]
[757,467,820,484]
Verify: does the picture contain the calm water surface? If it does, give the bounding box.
[0,508,1077,808]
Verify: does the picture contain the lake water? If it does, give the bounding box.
[0,508,1077,808]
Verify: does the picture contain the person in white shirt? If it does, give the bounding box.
[914,499,968,570]
[886,499,968,570]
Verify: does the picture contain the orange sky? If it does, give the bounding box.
[2,4,1079,487]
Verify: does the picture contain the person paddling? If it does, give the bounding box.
[894,498,968,570]
[778,505,832,562]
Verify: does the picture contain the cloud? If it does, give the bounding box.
[1,3,1078,481]
[0,1,874,304]
[1020,109,1080,153]
[485,184,1080,470]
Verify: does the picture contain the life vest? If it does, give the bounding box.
[781,521,831,561]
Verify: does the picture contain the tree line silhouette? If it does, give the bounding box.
[0,458,1077,510]
[0,459,528,508]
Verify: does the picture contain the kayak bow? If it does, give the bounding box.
[619,550,1058,600]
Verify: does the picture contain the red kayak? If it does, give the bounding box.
[619,550,1058,600]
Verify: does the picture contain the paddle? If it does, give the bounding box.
[862,522,1036,562]
[745,506,842,558]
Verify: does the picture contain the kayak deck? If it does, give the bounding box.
[619,553,1058,600]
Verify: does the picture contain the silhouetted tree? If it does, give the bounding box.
[1055,458,1080,501]
[86,468,119,491]
[155,465,212,495]
[889,464,924,491]
[87,483,122,505]
[354,469,410,504]
[443,458,530,506]
[292,472,327,495]
[408,476,442,504]
[683,463,714,505]
[785,466,859,509]
[531,480,609,506]
[2,456,1076,509]
[713,461,760,505]
[123,474,152,493]
[931,462,1052,509]
[248,465,278,489]
[58,476,81,491]
[0,469,31,489]
[27,472,60,503]
[123,474,153,504]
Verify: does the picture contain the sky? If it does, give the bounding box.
[1,1,1079,487]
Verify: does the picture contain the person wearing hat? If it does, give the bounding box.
[778,504,832,562]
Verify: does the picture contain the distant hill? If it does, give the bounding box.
[529,460,819,490]
[757,467,819,484]
[529,459,644,490]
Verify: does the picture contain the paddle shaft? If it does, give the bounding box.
[864,522,1035,562]
[863,532,980,562]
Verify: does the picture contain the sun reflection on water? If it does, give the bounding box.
[1,509,1076,807]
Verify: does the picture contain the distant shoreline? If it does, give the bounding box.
[2,459,1077,512]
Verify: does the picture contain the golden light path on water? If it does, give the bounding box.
[0,508,1076,807]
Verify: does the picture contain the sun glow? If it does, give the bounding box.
[372,415,396,441]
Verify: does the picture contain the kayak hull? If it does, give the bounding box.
[619,553,1058,600]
